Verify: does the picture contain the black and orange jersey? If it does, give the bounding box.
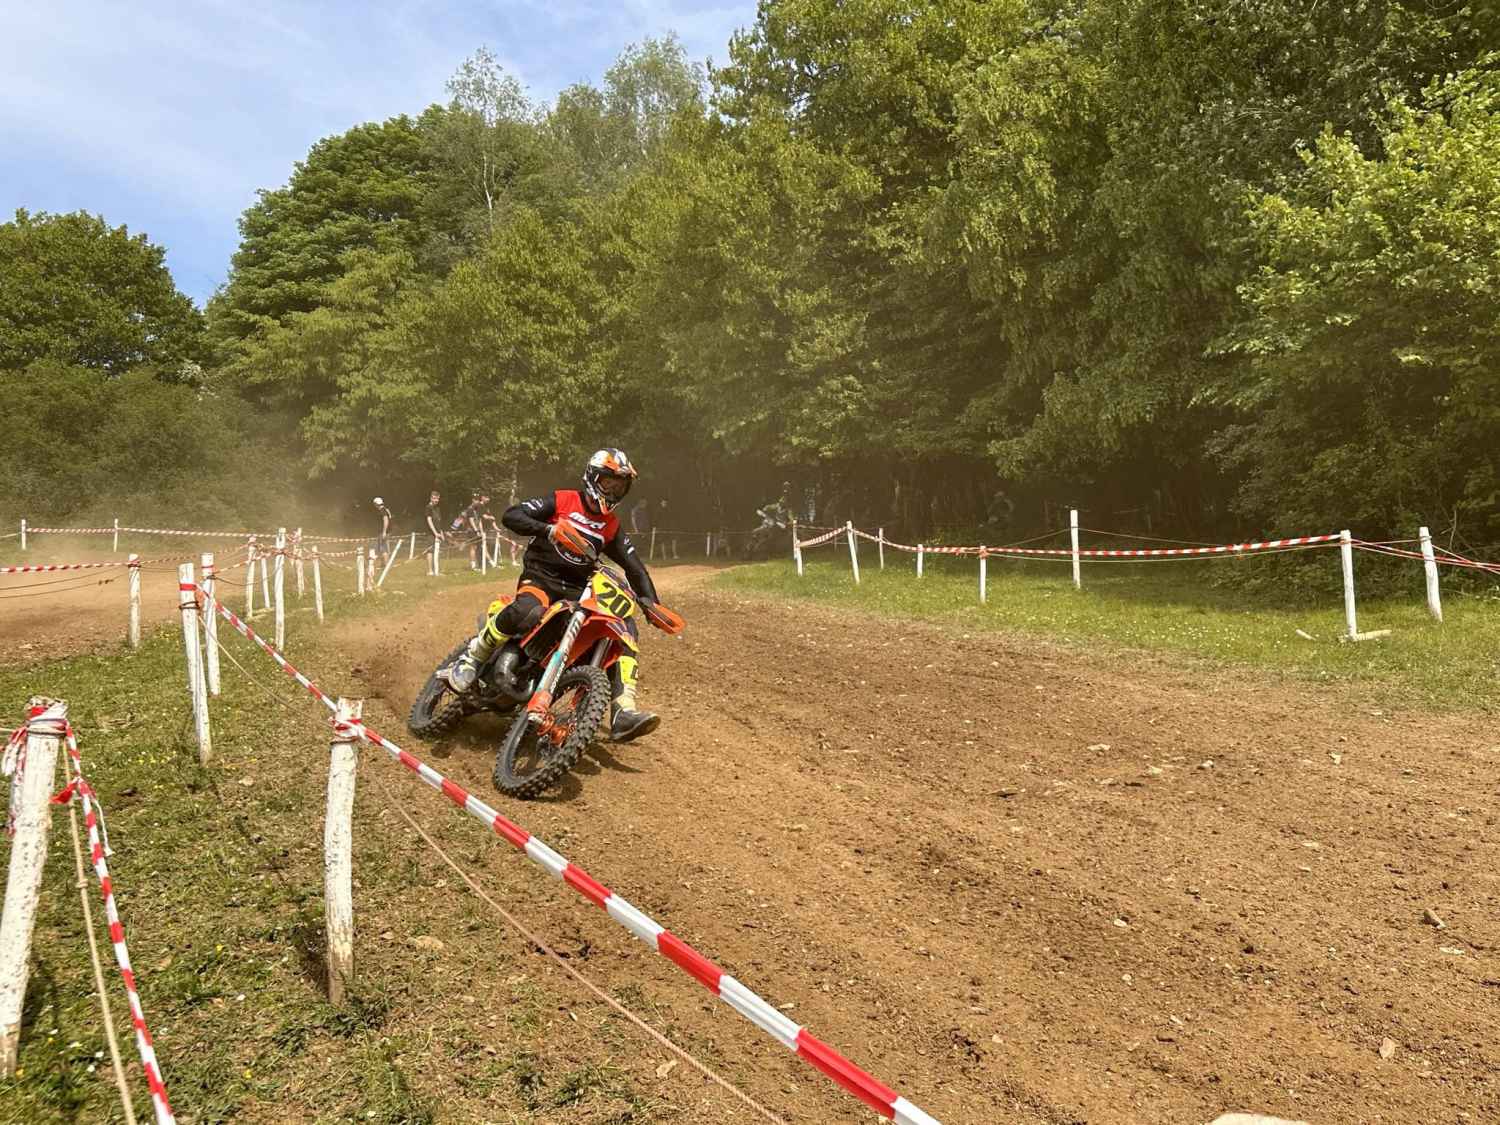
[503,490,657,602]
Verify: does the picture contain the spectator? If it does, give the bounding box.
[425,490,445,555]
[629,496,651,535]
[370,496,392,581]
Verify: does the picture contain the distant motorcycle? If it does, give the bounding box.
[743,505,790,561]
[408,564,683,798]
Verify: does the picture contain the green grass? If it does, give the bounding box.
[718,553,1500,711]
[0,563,664,1123]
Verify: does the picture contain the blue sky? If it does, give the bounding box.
[0,1,755,304]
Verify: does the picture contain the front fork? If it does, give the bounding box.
[499,608,589,764]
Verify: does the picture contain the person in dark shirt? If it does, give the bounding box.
[443,449,663,742]
[425,491,445,555]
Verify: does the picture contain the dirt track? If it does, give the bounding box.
[315,566,1500,1124]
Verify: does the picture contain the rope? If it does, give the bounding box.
[374,775,788,1125]
[65,788,138,1125]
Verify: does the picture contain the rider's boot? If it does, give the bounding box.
[444,631,499,693]
[609,654,659,743]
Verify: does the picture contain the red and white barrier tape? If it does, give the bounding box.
[26,526,262,540]
[814,525,1344,560]
[194,586,940,1124]
[0,555,203,575]
[57,716,175,1124]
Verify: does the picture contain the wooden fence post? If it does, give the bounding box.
[274,528,287,650]
[259,553,271,611]
[245,539,257,619]
[1340,529,1358,639]
[433,537,441,576]
[312,546,324,624]
[1070,508,1082,590]
[408,531,416,561]
[376,539,403,588]
[792,520,803,577]
[127,554,142,648]
[649,527,657,561]
[917,544,925,578]
[979,548,988,604]
[878,527,886,570]
[1419,525,1442,622]
[294,529,305,599]
[846,521,860,585]
[112,517,119,554]
[0,699,65,1076]
[356,547,366,596]
[201,553,220,697]
[178,563,212,764]
[18,519,24,551]
[325,698,362,1006]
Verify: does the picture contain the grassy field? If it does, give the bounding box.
[717,551,1500,712]
[0,567,685,1124]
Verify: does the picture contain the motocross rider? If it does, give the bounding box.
[442,448,663,743]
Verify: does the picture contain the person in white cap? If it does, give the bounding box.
[370,496,392,580]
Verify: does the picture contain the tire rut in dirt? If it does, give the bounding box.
[493,664,610,799]
[407,641,470,738]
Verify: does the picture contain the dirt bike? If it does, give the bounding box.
[407,565,684,798]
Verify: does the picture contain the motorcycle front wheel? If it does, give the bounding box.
[407,641,473,738]
[493,665,611,798]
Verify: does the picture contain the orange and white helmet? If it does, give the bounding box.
[582,448,637,513]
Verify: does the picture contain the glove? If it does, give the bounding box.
[549,520,596,558]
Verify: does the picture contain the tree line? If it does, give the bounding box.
[4,2,1497,549]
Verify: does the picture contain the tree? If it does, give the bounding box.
[0,209,203,375]
[206,116,434,357]
[1218,56,1500,538]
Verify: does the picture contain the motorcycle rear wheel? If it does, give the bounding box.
[493,665,611,798]
[407,642,472,738]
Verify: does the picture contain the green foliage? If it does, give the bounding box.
[0,361,296,527]
[0,210,203,375]
[206,116,436,359]
[11,14,1500,540]
[1221,54,1500,539]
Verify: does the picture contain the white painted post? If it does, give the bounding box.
[127,554,141,649]
[846,521,861,585]
[0,698,65,1076]
[18,519,24,551]
[917,544,925,578]
[294,529,305,599]
[878,528,886,570]
[201,553,220,697]
[792,520,804,577]
[325,697,362,1006]
[112,517,119,554]
[177,563,212,764]
[259,554,271,610]
[356,547,366,596]
[705,532,712,558]
[1070,508,1081,590]
[480,528,488,575]
[408,531,416,561]
[376,539,403,587]
[649,527,657,561]
[433,537,441,577]
[1340,529,1358,639]
[312,546,324,624]
[273,528,287,651]
[979,549,988,604]
[1419,525,1442,622]
[245,539,257,618]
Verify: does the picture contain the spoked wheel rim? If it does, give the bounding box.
[508,683,588,782]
